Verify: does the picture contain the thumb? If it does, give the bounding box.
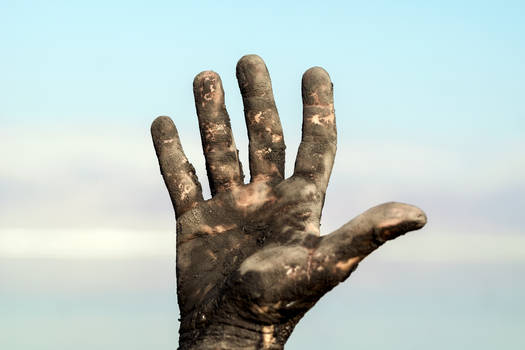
[315,202,427,279]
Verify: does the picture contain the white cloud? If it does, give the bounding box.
[1,228,523,263]
[0,229,175,259]
[373,229,525,263]
[333,140,525,193]
[1,125,523,231]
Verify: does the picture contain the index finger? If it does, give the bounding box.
[293,67,336,194]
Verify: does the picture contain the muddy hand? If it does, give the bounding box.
[151,55,427,350]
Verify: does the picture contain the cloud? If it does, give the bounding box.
[333,139,525,193]
[1,125,523,232]
[0,229,174,259]
[1,228,523,263]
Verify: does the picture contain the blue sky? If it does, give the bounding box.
[1,1,524,349]
[1,0,523,231]
[2,0,524,138]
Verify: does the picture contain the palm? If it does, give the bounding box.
[177,176,323,317]
[151,55,427,349]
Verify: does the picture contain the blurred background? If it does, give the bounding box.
[1,1,524,349]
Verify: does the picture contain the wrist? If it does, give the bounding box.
[179,321,283,350]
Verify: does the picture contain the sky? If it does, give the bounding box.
[1,1,524,349]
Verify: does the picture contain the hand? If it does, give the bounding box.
[151,55,427,349]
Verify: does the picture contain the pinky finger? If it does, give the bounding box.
[151,116,204,218]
